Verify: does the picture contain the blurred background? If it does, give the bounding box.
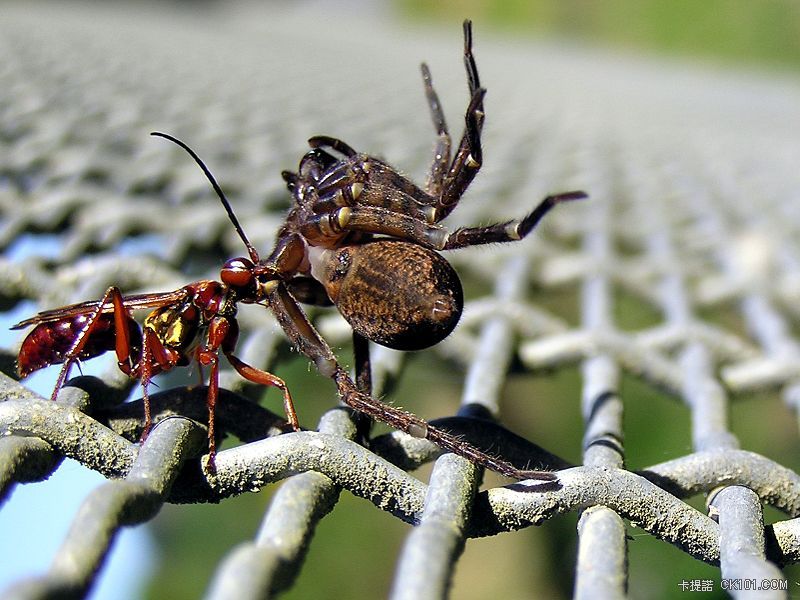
[1,1,799,599]
[405,0,800,69]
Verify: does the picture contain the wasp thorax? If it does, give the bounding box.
[144,304,199,350]
[310,240,463,351]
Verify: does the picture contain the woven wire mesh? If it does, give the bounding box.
[2,3,800,599]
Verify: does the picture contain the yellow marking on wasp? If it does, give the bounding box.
[350,182,363,201]
[144,310,188,346]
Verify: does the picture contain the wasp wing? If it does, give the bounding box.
[11,289,191,330]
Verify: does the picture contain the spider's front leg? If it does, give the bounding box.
[428,19,485,221]
[263,280,555,481]
[284,275,375,437]
[304,190,587,252]
[350,331,376,443]
[420,62,451,199]
[442,190,588,250]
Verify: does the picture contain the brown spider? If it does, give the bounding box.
[14,21,585,478]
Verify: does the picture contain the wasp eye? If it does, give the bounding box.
[221,257,255,288]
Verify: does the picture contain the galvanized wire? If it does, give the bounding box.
[2,2,800,599]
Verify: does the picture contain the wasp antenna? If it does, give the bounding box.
[150,131,260,264]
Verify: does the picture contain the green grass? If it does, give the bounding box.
[400,0,800,70]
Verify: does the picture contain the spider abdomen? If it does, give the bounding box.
[311,240,463,351]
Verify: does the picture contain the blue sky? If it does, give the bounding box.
[1,235,158,599]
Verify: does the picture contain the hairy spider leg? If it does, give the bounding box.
[300,20,483,226]
[270,270,377,440]
[299,205,446,248]
[352,332,372,395]
[310,157,435,225]
[420,62,451,198]
[436,20,486,220]
[262,280,555,481]
[441,190,589,250]
[349,331,375,443]
[439,88,484,207]
[284,277,334,307]
[297,190,587,252]
[307,135,357,158]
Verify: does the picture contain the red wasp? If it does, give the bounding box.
[13,22,584,478]
[13,178,300,465]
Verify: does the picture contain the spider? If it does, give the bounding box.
[14,20,585,478]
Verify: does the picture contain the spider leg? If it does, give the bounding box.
[299,205,447,249]
[420,63,451,198]
[303,22,481,223]
[436,88,485,220]
[285,276,333,306]
[435,20,485,221]
[442,190,588,250]
[312,156,437,224]
[260,232,308,276]
[461,19,481,93]
[351,331,375,443]
[302,191,586,251]
[283,276,374,439]
[352,332,372,394]
[264,281,554,480]
[308,136,357,158]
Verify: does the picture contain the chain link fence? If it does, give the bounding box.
[2,3,800,598]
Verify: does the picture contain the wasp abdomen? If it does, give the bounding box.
[313,240,463,351]
[17,313,142,377]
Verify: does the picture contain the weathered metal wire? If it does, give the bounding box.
[2,3,800,599]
